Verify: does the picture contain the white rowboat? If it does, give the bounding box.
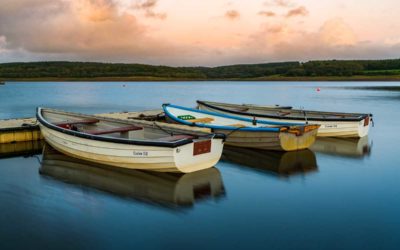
[37,108,225,173]
[197,100,372,138]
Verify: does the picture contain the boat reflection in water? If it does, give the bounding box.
[221,146,318,177]
[39,145,225,209]
[0,140,44,159]
[310,136,372,158]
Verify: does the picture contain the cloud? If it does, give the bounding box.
[384,37,400,46]
[274,0,291,7]
[0,0,177,63]
[264,0,293,8]
[267,25,285,33]
[286,6,308,17]
[133,0,167,19]
[258,11,276,17]
[0,36,8,54]
[225,10,240,20]
[233,18,388,64]
[318,18,357,46]
[0,1,399,66]
[136,0,157,9]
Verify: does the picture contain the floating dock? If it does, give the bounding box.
[0,110,164,144]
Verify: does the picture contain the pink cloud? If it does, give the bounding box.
[132,0,167,19]
[274,0,291,7]
[225,10,240,20]
[286,6,308,17]
[258,11,276,17]
[0,0,399,66]
[264,0,293,8]
[0,0,176,61]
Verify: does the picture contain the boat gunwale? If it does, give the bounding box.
[163,104,316,132]
[37,107,208,148]
[197,100,371,122]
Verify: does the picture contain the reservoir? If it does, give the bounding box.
[1,81,399,249]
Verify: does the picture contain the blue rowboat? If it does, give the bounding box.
[163,104,320,151]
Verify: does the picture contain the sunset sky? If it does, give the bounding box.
[1,0,399,66]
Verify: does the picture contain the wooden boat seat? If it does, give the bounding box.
[56,118,100,128]
[155,134,195,142]
[228,124,246,128]
[187,117,214,123]
[85,125,143,135]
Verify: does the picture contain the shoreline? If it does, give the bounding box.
[1,75,400,82]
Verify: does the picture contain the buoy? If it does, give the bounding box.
[316,87,320,92]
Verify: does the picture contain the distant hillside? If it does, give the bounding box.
[1,59,400,81]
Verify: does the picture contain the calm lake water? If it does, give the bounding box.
[1,81,400,249]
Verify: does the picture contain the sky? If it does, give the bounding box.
[0,0,399,66]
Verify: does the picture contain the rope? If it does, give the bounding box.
[224,126,245,138]
[303,110,308,124]
[136,112,165,120]
[152,121,217,140]
[152,121,174,136]
[299,107,308,125]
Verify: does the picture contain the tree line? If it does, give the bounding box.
[0,59,399,79]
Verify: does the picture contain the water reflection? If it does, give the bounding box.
[39,145,225,209]
[341,86,400,91]
[0,140,44,159]
[221,146,317,176]
[310,136,371,158]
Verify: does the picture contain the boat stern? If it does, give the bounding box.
[279,124,320,151]
[357,115,372,138]
[173,137,224,173]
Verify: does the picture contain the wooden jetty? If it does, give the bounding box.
[0,109,168,144]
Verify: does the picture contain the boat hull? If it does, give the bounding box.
[163,104,319,151]
[198,103,370,138]
[39,124,224,173]
[214,127,318,151]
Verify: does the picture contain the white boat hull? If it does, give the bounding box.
[40,125,224,173]
[199,104,370,138]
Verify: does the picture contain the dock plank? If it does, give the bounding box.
[0,117,38,130]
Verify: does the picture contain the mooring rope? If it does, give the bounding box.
[152,121,174,136]
[303,110,308,124]
[224,126,245,138]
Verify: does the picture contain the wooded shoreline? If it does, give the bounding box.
[1,60,400,81]
[2,76,400,82]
